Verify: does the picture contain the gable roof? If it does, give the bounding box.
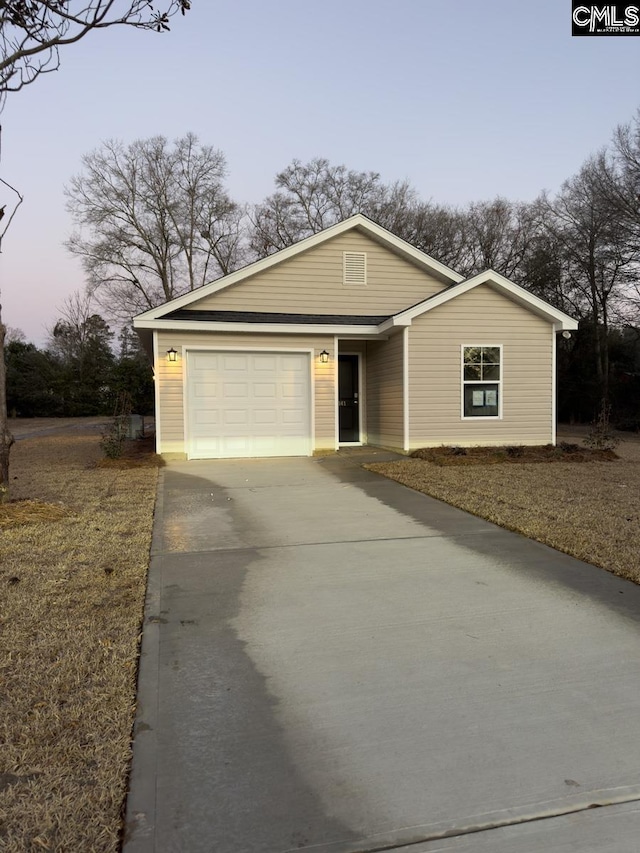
[380,269,579,331]
[163,309,390,325]
[134,214,465,323]
[133,216,578,333]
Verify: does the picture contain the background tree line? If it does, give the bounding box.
[7,108,640,426]
[5,293,153,418]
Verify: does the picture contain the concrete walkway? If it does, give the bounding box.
[123,452,640,853]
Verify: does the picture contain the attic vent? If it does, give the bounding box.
[343,251,367,286]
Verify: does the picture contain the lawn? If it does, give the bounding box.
[0,428,159,852]
[367,431,640,584]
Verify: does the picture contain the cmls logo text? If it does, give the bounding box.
[572,2,640,34]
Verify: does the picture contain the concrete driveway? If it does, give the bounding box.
[123,451,640,853]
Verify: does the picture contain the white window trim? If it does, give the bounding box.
[460,344,503,421]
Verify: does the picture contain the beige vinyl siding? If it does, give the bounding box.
[156,330,335,456]
[192,232,445,316]
[366,332,405,451]
[408,285,554,447]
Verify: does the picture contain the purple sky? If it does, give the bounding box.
[1,0,638,345]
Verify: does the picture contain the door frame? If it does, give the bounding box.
[337,350,364,446]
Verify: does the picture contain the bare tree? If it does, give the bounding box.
[540,157,640,401]
[398,201,468,271]
[66,134,244,321]
[0,1,191,108]
[47,290,101,359]
[0,175,23,501]
[249,158,419,256]
[591,111,640,314]
[462,198,539,281]
[4,325,25,343]
[250,159,542,283]
[0,0,193,501]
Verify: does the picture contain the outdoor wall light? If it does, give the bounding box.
[319,349,329,363]
[167,347,178,362]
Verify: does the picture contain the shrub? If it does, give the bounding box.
[585,402,619,452]
[100,392,132,459]
[505,445,525,458]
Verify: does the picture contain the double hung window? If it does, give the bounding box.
[462,345,501,418]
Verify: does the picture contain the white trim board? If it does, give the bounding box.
[135,318,386,338]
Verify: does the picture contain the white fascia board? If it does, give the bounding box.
[391,270,579,330]
[134,214,464,322]
[378,315,412,332]
[133,318,384,337]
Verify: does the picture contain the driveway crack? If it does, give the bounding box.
[334,792,640,853]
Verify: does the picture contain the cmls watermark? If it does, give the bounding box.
[572,2,640,34]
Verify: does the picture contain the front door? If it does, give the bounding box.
[338,354,360,443]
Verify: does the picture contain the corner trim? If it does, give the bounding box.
[152,330,161,455]
[403,327,410,452]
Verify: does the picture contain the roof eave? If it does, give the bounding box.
[133,318,386,336]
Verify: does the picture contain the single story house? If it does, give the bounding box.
[133,214,578,459]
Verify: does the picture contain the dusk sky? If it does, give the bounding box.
[0,0,638,345]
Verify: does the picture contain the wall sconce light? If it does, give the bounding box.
[319,349,329,364]
[167,347,178,362]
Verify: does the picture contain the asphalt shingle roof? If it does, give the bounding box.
[162,309,390,325]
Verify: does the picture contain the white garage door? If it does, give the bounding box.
[186,350,312,459]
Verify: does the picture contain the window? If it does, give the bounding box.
[462,345,501,418]
[343,251,367,286]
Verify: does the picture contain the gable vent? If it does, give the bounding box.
[343,251,367,287]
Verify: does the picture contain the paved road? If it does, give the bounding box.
[10,417,109,440]
[124,452,640,853]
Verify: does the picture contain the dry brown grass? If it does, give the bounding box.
[368,434,640,584]
[0,431,158,852]
[95,436,165,470]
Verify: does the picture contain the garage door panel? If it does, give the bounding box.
[253,355,277,371]
[223,436,252,455]
[223,355,248,371]
[223,409,249,425]
[254,383,277,398]
[192,353,219,370]
[253,409,278,425]
[193,382,218,399]
[223,382,249,398]
[281,383,305,399]
[282,409,304,425]
[194,410,220,426]
[187,350,312,459]
[192,435,223,455]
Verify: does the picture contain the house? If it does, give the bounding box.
[133,214,578,460]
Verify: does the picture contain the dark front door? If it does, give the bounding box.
[339,354,360,442]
